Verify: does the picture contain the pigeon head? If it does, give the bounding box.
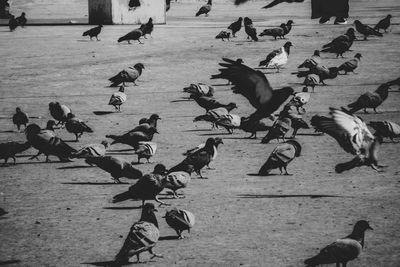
[354,53,362,59]
[238,17,243,21]
[346,28,356,38]
[25,123,41,137]
[66,113,75,119]
[284,41,293,48]
[149,114,161,121]
[243,17,252,25]
[287,20,294,25]
[46,120,56,130]
[205,138,216,149]
[134,63,145,70]
[387,14,392,19]
[313,50,320,56]
[353,20,362,26]
[140,203,158,227]
[375,83,390,99]
[214,137,224,146]
[101,140,109,148]
[286,140,302,157]
[207,0,212,5]
[118,86,125,92]
[236,58,243,64]
[226,102,238,111]
[148,17,153,23]
[302,87,309,93]
[153,164,168,175]
[16,107,22,113]
[354,220,373,232]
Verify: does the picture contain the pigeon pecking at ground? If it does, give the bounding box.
[215,30,231,41]
[304,220,373,267]
[196,0,212,17]
[82,25,102,41]
[164,208,195,239]
[134,141,157,163]
[49,102,72,126]
[106,126,158,150]
[108,86,127,112]
[70,141,108,158]
[165,164,194,198]
[65,113,93,141]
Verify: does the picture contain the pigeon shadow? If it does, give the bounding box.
[106,153,136,156]
[170,99,191,103]
[159,235,179,241]
[237,194,348,199]
[13,161,66,165]
[198,132,236,136]
[107,149,135,152]
[182,129,212,132]
[247,173,281,177]
[57,165,95,170]
[81,261,123,266]
[62,182,128,185]
[0,260,21,266]
[93,111,115,115]
[0,130,14,133]
[103,206,142,210]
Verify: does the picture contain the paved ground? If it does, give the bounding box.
[0,0,400,266]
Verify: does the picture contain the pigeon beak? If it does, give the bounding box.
[368,225,373,230]
[153,208,158,212]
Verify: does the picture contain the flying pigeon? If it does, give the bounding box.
[259,24,286,40]
[9,15,18,31]
[0,141,31,165]
[261,117,292,144]
[244,17,258,41]
[183,137,223,168]
[106,127,158,150]
[228,17,242,37]
[114,203,163,265]
[211,58,294,122]
[183,83,215,97]
[16,12,27,27]
[169,138,215,178]
[112,164,169,206]
[109,63,145,87]
[13,107,29,131]
[164,164,194,198]
[347,83,389,113]
[259,41,293,72]
[65,113,93,141]
[85,156,142,183]
[128,0,141,11]
[354,20,383,40]
[338,53,362,74]
[134,141,157,163]
[49,102,71,126]
[310,108,383,173]
[374,15,392,33]
[164,209,195,239]
[321,28,356,58]
[258,140,301,175]
[25,124,76,162]
[215,30,230,41]
[196,0,212,16]
[82,25,102,41]
[118,28,144,44]
[109,86,127,112]
[304,220,373,267]
[368,121,400,142]
[70,141,108,158]
[141,18,154,38]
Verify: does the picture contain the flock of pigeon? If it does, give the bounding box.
[2,0,400,266]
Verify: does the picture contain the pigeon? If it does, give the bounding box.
[112,164,169,205]
[295,66,339,86]
[44,120,58,136]
[128,0,141,11]
[164,164,194,198]
[211,58,294,122]
[347,83,389,113]
[118,28,143,44]
[109,86,127,112]
[298,50,321,69]
[261,117,292,144]
[279,102,309,138]
[354,20,383,40]
[85,156,142,183]
[169,138,216,178]
[164,209,195,239]
[16,12,27,27]
[191,94,237,112]
[368,121,400,142]
[65,113,93,141]
[25,124,76,162]
[310,108,382,173]
[281,20,294,35]
[259,24,286,40]
[106,127,158,150]
[321,28,356,58]
[292,88,311,107]
[196,0,212,17]
[0,208,8,217]
[244,17,258,41]
[374,15,392,33]
[338,53,362,74]
[215,113,241,134]
[239,117,274,139]
[8,15,18,31]
[183,137,223,168]
[12,107,29,131]
[114,203,163,264]
[0,141,31,165]
[234,0,304,9]
[258,140,301,175]
[49,102,72,126]
[134,141,157,163]
[303,74,320,92]
[82,25,102,41]
[215,30,230,41]
[304,220,373,267]
[141,18,154,38]
[183,83,214,97]
[70,141,108,158]
[259,41,293,72]
[131,114,161,133]
[228,17,242,37]
[193,104,238,127]
[109,63,145,87]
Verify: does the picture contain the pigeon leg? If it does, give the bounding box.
[29,151,42,161]
[155,196,170,206]
[173,191,184,199]
[138,39,143,44]
[128,40,131,44]
[135,254,143,263]
[283,166,292,176]
[149,248,163,259]
[45,155,51,162]
[143,35,147,39]
[363,108,368,114]
[96,36,100,41]
[374,108,378,113]
[13,156,16,165]
[177,230,184,239]
[75,134,79,142]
